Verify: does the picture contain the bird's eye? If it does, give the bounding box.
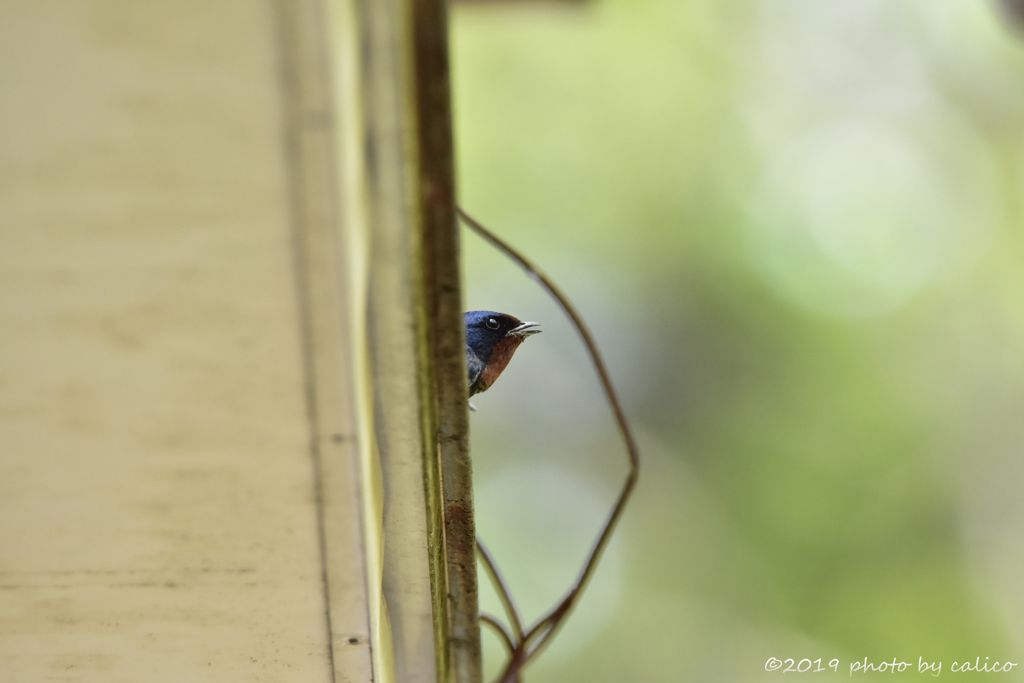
[486,317,499,330]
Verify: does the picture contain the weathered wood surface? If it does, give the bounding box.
[0,2,365,680]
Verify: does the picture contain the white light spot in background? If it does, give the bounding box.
[746,114,999,317]
[742,0,1005,318]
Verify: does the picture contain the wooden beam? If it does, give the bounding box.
[320,0,481,680]
[410,1,484,681]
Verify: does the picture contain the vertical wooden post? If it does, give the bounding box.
[316,0,481,680]
[410,2,484,682]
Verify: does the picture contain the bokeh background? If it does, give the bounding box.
[451,1,1024,680]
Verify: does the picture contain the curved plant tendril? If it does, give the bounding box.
[458,207,641,683]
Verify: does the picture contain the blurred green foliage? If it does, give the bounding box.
[452,1,1024,680]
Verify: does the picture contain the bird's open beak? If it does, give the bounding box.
[506,321,541,338]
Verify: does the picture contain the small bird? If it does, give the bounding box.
[465,311,541,398]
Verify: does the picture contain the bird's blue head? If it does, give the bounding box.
[464,311,541,364]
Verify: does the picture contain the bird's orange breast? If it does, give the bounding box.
[477,335,526,393]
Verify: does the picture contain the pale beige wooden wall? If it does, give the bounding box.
[0,3,352,680]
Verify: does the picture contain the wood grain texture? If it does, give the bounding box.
[0,2,346,680]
